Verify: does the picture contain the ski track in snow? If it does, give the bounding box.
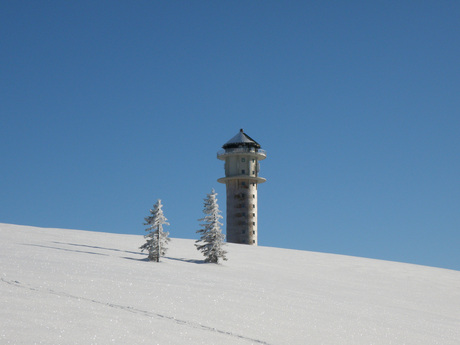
[1,277,271,345]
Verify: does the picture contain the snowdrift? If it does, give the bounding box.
[1,223,459,344]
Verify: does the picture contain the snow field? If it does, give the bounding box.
[1,223,459,344]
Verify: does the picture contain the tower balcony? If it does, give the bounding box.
[217,147,267,161]
[217,175,267,184]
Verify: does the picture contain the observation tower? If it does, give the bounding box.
[217,129,266,245]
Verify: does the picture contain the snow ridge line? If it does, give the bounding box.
[1,278,272,345]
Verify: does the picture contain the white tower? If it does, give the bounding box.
[217,129,267,245]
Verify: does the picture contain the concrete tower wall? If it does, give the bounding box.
[225,179,258,245]
[224,155,260,178]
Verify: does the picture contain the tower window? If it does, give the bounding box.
[253,222,255,226]
[241,158,245,162]
[253,240,255,243]
[242,169,245,174]
[253,231,255,234]
[253,213,256,217]
[252,204,255,209]
[252,194,255,198]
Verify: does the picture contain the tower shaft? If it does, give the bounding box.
[224,178,259,244]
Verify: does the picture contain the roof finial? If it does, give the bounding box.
[240,128,244,133]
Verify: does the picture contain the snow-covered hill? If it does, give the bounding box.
[1,223,459,345]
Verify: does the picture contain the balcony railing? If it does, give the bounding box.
[217,148,266,158]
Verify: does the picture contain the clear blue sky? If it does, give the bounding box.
[1,1,459,270]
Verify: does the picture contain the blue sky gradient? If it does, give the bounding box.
[1,1,459,270]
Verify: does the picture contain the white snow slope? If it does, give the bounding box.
[1,223,459,345]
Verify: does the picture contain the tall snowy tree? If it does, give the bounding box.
[140,199,171,262]
[196,189,227,263]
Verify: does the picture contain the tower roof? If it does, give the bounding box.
[222,129,261,149]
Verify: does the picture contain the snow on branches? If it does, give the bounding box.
[196,189,227,263]
[140,199,171,262]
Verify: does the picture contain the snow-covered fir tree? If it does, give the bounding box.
[196,189,227,263]
[140,199,171,262]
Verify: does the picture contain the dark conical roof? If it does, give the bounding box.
[222,129,261,149]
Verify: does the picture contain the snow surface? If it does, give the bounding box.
[1,223,459,345]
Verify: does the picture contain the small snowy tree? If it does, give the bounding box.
[196,189,227,263]
[140,199,171,262]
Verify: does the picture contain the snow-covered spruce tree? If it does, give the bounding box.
[140,199,171,262]
[196,189,227,263]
